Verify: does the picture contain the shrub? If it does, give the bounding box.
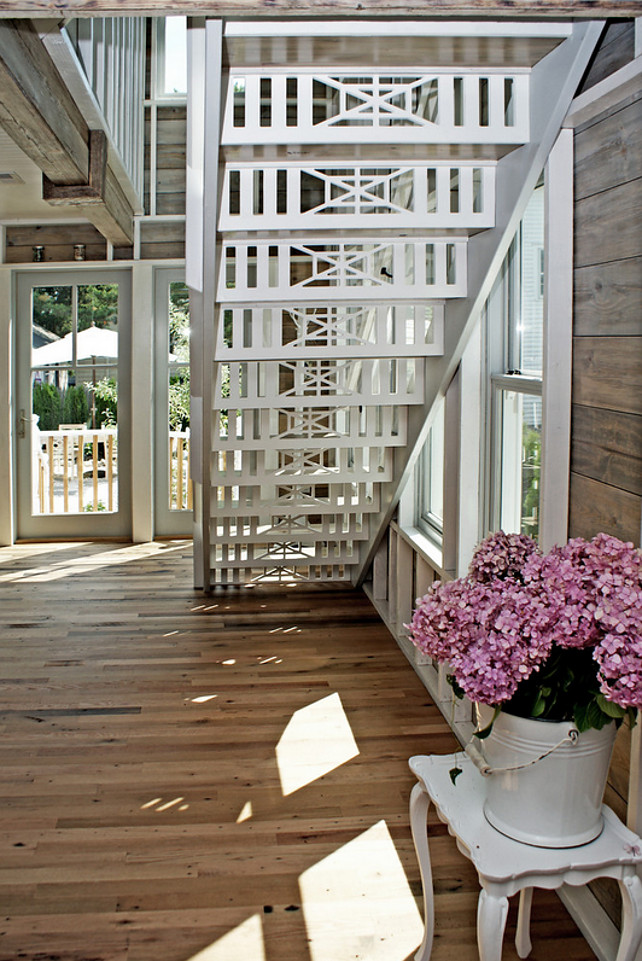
[62,385,89,426]
[32,382,61,430]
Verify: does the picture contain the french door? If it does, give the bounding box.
[16,269,132,539]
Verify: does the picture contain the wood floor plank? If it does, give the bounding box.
[0,540,598,961]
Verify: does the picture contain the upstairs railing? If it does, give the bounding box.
[61,18,146,204]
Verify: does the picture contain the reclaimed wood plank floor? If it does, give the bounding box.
[0,540,598,961]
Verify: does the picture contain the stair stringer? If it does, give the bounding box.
[354,19,606,588]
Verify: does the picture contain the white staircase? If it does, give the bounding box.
[205,20,582,585]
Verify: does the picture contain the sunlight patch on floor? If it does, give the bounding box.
[186,914,266,961]
[236,800,253,823]
[299,820,424,961]
[275,692,359,796]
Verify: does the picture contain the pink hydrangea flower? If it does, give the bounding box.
[406,530,642,718]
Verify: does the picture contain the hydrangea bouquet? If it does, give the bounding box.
[406,531,642,732]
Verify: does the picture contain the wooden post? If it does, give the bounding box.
[77,434,84,512]
[47,436,54,514]
[63,434,69,513]
[92,434,99,510]
[107,433,114,513]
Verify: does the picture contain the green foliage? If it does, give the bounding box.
[32,284,118,339]
[62,385,89,426]
[169,282,190,361]
[504,646,636,733]
[169,370,190,431]
[91,377,118,428]
[32,381,61,430]
[83,501,107,512]
[521,426,541,538]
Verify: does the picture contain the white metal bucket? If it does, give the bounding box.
[481,712,616,848]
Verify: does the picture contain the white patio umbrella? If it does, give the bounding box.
[32,325,119,367]
[32,325,178,366]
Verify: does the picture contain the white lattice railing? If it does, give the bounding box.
[214,358,424,408]
[211,446,393,484]
[211,482,380,516]
[219,163,495,231]
[214,407,407,450]
[223,71,529,145]
[215,304,444,360]
[211,512,370,543]
[218,239,467,301]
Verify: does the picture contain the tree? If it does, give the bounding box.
[33,382,62,430]
[32,284,119,339]
[62,385,89,426]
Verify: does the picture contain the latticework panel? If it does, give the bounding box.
[223,71,529,144]
[218,239,467,301]
[214,358,424,408]
[211,447,393,484]
[213,407,407,450]
[219,163,495,230]
[210,512,370,543]
[210,482,380,516]
[216,304,444,360]
[209,563,353,585]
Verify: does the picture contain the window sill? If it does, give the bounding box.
[391,521,449,581]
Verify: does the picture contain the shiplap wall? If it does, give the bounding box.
[568,27,641,929]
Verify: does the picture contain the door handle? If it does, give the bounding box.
[18,409,30,438]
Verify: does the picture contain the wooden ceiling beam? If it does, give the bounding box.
[0,19,134,246]
[0,0,639,17]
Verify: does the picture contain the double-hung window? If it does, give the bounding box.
[417,396,446,547]
[487,184,544,539]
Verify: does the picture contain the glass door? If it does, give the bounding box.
[16,270,132,539]
[153,268,192,536]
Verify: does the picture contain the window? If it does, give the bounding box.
[417,396,445,545]
[156,17,187,97]
[486,184,544,539]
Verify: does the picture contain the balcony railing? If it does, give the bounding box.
[34,428,192,515]
[35,428,118,515]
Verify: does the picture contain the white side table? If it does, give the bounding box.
[409,753,642,961]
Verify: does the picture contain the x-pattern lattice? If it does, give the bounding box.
[314,76,438,128]
[302,167,414,215]
[285,305,376,349]
[291,243,393,290]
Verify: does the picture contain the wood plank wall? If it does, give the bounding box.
[569,27,641,928]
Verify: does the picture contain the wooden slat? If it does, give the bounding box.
[572,336,642,416]
[569,471,641,542]
[574,258,642,337]
[576,20,636,94]
[0,540,598,961]
[574,178,642,271]
[570,404,642,496]
[0,0,639,16]
[574,98,642,202]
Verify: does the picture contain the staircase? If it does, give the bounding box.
[204,20,587,586]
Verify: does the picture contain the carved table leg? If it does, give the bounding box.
[515,886,533,958]
[616,874,642,961]
[477,887,509,961]
[409,781,434,961]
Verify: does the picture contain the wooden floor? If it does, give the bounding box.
[0,540,598,961]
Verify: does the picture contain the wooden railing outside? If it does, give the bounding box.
[36,428,118,515]
[169,431,192,511]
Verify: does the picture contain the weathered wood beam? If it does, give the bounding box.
[0,19,134,245]
[0,0,639,17]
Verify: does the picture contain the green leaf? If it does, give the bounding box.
[597,694,627,720]
[531,693,548,718]
[449,766,463,786]
[473,706,500,739]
